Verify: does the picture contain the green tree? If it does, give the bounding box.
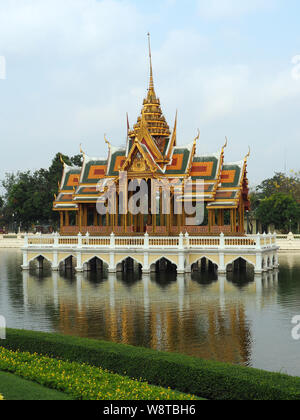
[1,153,82,231]
[256,193,300,233]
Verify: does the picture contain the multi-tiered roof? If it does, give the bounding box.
[54,36,250,214]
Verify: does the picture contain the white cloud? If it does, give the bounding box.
[197,0,274,19]
[0,0,142,56]
[0,0,299,185]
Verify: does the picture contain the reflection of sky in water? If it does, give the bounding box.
[0,250,300,376]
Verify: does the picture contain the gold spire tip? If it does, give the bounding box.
[223,136,228,150]
[194,129,200,144]
[147,32,154,90]
[80,143,85,156]
[245,146,251,160]
[104,134,111,150]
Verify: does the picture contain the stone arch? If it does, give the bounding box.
[84,256,108,272]
[58,253,77,264]
[225,256,255,272]
[28,254,53,269]
[149,255,178,268]
[150,257,177,273]
[116,256,143,273]
[81,253,110,266]
[190,255,219,272]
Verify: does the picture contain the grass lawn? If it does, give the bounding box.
[0,371,73,400]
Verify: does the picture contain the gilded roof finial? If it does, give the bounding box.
[194,129,200,145]
[223,136,228,149]
[104,134,111,151]
[147,32,154,91]
[60,154,66,167]
[80,143,85,158]
[245,146,251,161]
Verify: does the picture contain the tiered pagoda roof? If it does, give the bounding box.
[53,36,250,213]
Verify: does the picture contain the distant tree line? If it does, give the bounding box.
[250,172,300,233]
[0,157,300,234]
[0,153,81,232]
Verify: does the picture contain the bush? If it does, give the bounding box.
[0,347,198,400]
[2,329,300,400]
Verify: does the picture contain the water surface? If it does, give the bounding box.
[0,249,300,376]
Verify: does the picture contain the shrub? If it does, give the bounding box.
[0,347,198,400]
[2,329,300,400]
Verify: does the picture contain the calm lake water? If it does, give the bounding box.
[0,249,300,376]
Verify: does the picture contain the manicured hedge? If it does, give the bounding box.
[0,347,198,400]
[2,328,300,400]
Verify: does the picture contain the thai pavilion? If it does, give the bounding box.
[53,37,250,238]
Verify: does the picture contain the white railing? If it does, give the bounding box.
[23,232,278,251]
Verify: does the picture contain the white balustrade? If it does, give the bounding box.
[23,232,277,251]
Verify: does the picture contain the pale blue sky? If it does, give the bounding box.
[1,0,300,186]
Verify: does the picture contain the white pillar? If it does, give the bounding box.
[109,274,115,308]
[75,251,83,272]
[178,253,185,274]
[256,233,261,250]
[255,253,262,274]
[22,250,29,270]
[54,232,59,248]
[185,232,190,249]
[179,232,184,250]
[52,251,59,271]
[52,271,59,309]
[218,253,226,274]
[109,252,116,273]
[77,232,82,248]
[143,233,150,273]
[177,275,185,311]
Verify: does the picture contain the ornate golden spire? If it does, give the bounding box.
[148,32,154,92]
[128,34,171,147]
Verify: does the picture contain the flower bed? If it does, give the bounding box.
[0,347,199,401]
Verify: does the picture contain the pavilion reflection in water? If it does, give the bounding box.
[21,269,278,366]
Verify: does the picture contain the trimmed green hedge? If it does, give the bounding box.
[2,328,300,400]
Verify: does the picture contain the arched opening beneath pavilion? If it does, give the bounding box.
[85,257,108,273]
[191,257,218,273]
[29,255,52,271]
[150,257,177,273]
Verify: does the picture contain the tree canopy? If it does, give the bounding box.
[0,153,81,231]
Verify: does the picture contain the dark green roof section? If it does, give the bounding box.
[162,137,170,155]
[75,186,98,195]
[81,159,107,184]
[192,155,219,181]
[165,148,191,175]
[221,164,242,188]
[62,168,81,191]
[107,149,126,177]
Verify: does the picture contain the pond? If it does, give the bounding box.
[0,249,300,376]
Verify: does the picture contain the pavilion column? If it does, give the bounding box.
[218,210,224,226]
[208,210,211,233]
[94,208,98,226]
[83,206,87,227]
[168,196,173,234]
[182,204,186,229]
[78,205,82,231]
[159,191,164,228]
[239,203,245,234]
[65,211,69,227]
[60,212,64,228]
[231,208,237,233]
[152,211,156,234]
